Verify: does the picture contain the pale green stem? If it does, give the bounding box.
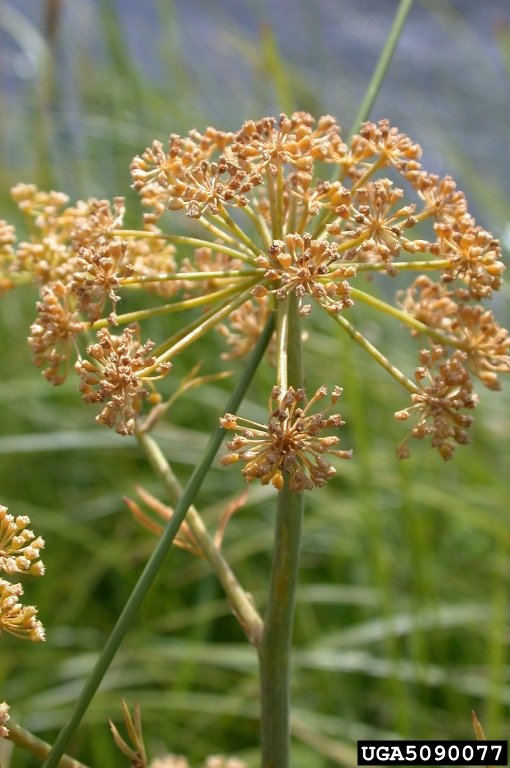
[197,216,252,253]
[41,313,275,768]
[276,297,290,391]
[251,197,273,250]
[150,285,257,369]
[90,280,254,330]
[150,300,231,357]
[6,719,90,768]
[242,204,273,252]
[346,0,415,145]
[136,430,264,646]
[351,259,450,273]
[350,286,467,349]
[311,0,415,237]
[275,163,285,240]
[216,206,266,259]
[260,292,304,768]
[266,172,278,239]
[331,311,420,394]
[121,269,263,285]
[111,230,250,263]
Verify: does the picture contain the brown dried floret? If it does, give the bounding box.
[395,347,478,461]
[414,174,468,224]
[254,233,356,316]
[352,119,422,176]
[436,220,504,299]
[328,179,429,275]
[398,275,459,336]
[0,505,45,577]
[71,237,133,324]
[0,578,45,641]
[217,296,275,361]
[76,327,171,435]
[231,112,342,172]
[29,281,85,385]
[70,197,125,248]
[220,385,352,491]
[451,305,510,391]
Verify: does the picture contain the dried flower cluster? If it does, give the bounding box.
[75,327,171,435]
[220,385,352,491]
[0,505,45,642]
[0,112,507,465]
[395,347,478,460]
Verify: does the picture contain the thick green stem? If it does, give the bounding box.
[259,292,304,768]
[41,314,275,768]
[259,480,304,768]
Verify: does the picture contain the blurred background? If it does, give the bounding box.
[1,1,510,766]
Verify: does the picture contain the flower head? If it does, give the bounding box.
[0,578,45,641]
[71,237,133,324]
[76,327,172,435]
[220,385,352,491]
[395,347,478,461]
[0,506,45,577]
[29,281,85,385]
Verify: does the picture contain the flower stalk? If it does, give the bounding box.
[259,292,305,768]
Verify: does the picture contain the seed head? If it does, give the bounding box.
[76,327,171,435]
[220,385,352,491]
[396,348,478,461]
[0,505,45,577]
[0,578,45,641]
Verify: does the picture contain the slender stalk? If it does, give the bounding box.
[346,0,415,144]
[350,286,467,349]
[351,259,450,272]
[242,204,273,252]
[41,313,275,768]
[121,270,262,284]
[90,280,255,330]
[150,285,257,368]
[111,230,251,263]
[5,720,90,768]
[311,0,415,236]
[259,292,304,768]
[136,431,264,646]
[217,206,266,259]
[332,311,420,394]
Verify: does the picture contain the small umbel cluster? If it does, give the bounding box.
[0,505,45,642]
[75,327,171,435]
[395,347,478,461]
[0,112,508,461]
[220,385,352,491]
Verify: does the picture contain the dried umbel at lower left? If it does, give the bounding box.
[0,505,45,643]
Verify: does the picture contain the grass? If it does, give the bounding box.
[1,1,510,766]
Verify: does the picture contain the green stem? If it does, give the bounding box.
[136,431,264,646]
[350,286,466,349]
[41,313,275,768]
[111,231,251,264]
[259,292,304,768]
[5,720,90,768]
[331,311,420,394]
[150,285,257,368]
[346,0,415,144]
[90,280,255,330]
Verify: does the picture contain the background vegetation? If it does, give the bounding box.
[1,1,510,766]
